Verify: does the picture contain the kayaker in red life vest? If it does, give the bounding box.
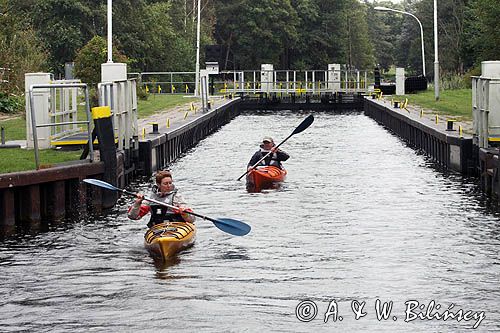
[128,170,195,228]
[247,136,290,170]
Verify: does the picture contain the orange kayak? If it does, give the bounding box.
[144,222,196,260]
[246,166,287,192]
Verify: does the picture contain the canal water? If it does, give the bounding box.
[1,111,499,332]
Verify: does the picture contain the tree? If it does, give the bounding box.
[73,36,128,85]
[0,0,48,94]
[29,0,103,75]
[214,0,299,69]
[465,0,500,66]
[368,1,400,71]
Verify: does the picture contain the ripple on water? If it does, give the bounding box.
[0,111,499,332]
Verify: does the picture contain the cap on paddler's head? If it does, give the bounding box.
[262,136,274,144]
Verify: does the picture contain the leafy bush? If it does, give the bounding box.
[137,86,149,101]
[0,93,23,114]
[0,23,48,96]
[463,66,482,89]
[74,36,129,86]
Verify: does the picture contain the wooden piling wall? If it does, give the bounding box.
[0,160,106,235]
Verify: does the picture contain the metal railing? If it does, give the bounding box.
[131,69,371,96]
[215,69,370,95]
[29,83,93,169]
[129,71,196,95]
[48,79,82,141]
[98,79,138,151]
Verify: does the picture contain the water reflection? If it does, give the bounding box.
[1,111,500,332]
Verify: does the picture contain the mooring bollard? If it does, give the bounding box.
[446,120,455,131]
[151,122,159,134]
[0,126,21,149]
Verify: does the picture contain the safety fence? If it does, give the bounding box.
[130,69,372,96]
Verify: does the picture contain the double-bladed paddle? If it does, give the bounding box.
[237,114,315,181]
[83,178,251,236]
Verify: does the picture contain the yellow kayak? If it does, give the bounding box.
[144,222,196,259]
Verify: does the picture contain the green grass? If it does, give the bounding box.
[0,94,199,173]
[0,94,197,141]
[402,88,472,121]
[137,94,199,118]
[0,116,26,141]
[0,148,83,173]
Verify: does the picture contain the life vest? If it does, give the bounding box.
[258,150,281,167]
[147,189,184,228]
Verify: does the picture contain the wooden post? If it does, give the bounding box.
[66,178,87,218]
[45,181,66,220]
[0,188,16,232]
[19,185,41,229]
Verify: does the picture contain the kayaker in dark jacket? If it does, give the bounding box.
[247,136,290,170]
[128,170,195,228]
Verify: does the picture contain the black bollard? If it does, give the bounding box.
[0,126,21,149]
[446,120,455,131]
[91,106,117,208]
[151,123,159,134]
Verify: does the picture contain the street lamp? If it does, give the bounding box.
[194,0,201,97]
[433,0,439,100]
[107,0,113,63]
[374,6,426,77]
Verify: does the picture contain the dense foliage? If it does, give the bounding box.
[0,0,498,102]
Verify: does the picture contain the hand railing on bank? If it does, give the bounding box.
[98,79,138,151]
[29,83,94,170]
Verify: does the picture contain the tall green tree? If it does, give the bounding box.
[0,0,48,93]
[368,1,401,72]
[465,0,500,67]
[29,0,103,74]
[214,0,299,69]
[73,35,128,85]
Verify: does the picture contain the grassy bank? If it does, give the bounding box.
[402,88,472,121]
[0,116,25,141]
[0,148,82,173]
[0,94,196,173]
[137,94,198,118]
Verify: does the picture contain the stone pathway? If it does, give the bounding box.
[137,96,231,136]
[375,96,473,136]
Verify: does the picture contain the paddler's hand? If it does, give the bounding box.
[134,193,144,205]
[173,206,192,215]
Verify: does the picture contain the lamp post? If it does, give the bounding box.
[194,0,201,97]
[433,0,439,100]
[107,0,113,63]
[374,6,426,77]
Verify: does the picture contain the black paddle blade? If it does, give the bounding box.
[292,114,314,135]
[211,218,251,236]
